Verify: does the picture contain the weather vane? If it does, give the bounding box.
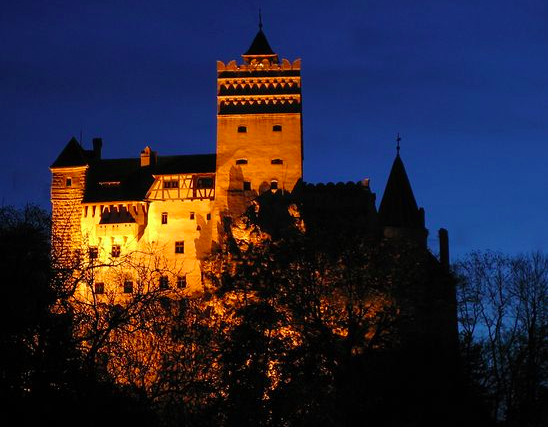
[396,133,401,155]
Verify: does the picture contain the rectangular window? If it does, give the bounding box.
[196,177,214,189]
[190,212,195,220]
[123,281,133,294]
[270,180,278,190]
[271,158,284,165]
[159,276,169,290]
[206,213,211,221]
[164,180,179,189]
[161,212,168,224]
[111,245,121,257]
[175,241,184,254]
[177,276,187,289]
[95,282,105,294]
[89,247,98,259]
[237,125,247,133]
[273,125,282,132]
[66,177,72,187]
[243,181,251,191]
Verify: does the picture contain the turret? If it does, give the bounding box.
[50,137,90,260]
[378,135,428,248]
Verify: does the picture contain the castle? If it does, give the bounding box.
[50,24,447,296]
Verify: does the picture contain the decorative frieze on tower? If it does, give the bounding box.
[214,24,304,219]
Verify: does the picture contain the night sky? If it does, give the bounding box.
[2,0,547,259]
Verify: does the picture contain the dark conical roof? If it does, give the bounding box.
[50,137,89,168]
[378,154,424,229]
[244,28,276,56]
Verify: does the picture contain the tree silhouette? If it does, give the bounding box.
[456,251,548,426]
[0,206,155,426]
[205,191,461,426]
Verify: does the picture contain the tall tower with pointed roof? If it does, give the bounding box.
[214,22,303,219]
[378,140,428,247]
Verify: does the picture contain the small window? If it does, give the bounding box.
[175,241,185,254]
[271,159,284,165]
[66,177,72,187]
[89,247,98,259]
[111,245,121,257]
[177,276,187,289]
[235,158,248,165]
[95,282,105,294]
[270,180,278,190]
[243,181,251,191]
[273,125,282,132]
[190,212,195,220]
[196,177,214,189]
[237,125,247,133]
[161,212,168,225]
[123,280,133,294]
[206,213,211,221]
[159,276,169,290]
[164,180,179,189]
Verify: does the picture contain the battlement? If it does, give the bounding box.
[217,58,301,73]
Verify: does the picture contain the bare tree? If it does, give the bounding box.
[456,251,548,425]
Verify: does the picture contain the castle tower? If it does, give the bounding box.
[214,22,303,219]
[50,137,95,261]
[378,139,428,247]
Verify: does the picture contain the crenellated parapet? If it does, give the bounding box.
[217,58,301,73]
[217,59,302,115]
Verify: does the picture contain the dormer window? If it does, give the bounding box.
[236,158,248,165]
[271,159,283,165]
[273,125,282,132]
[237,126,247,133]
[196,177,214,189]
[164,180,179,189]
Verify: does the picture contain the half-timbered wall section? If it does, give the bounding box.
[147,174,215,201]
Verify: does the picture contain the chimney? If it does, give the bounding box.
[140,146,157,167]
[92,137,102,159]
[439,228,449,271]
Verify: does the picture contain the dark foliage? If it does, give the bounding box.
[0,206,155,427]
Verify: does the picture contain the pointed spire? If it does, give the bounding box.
[396,132,401,156]
[378,144,424,230]
[242,12,278,64]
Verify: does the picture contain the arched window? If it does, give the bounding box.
[237,125,247,133]
[271,158,283,165]
[273,125,282,132]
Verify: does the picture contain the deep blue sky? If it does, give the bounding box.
[1,0,547,259]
